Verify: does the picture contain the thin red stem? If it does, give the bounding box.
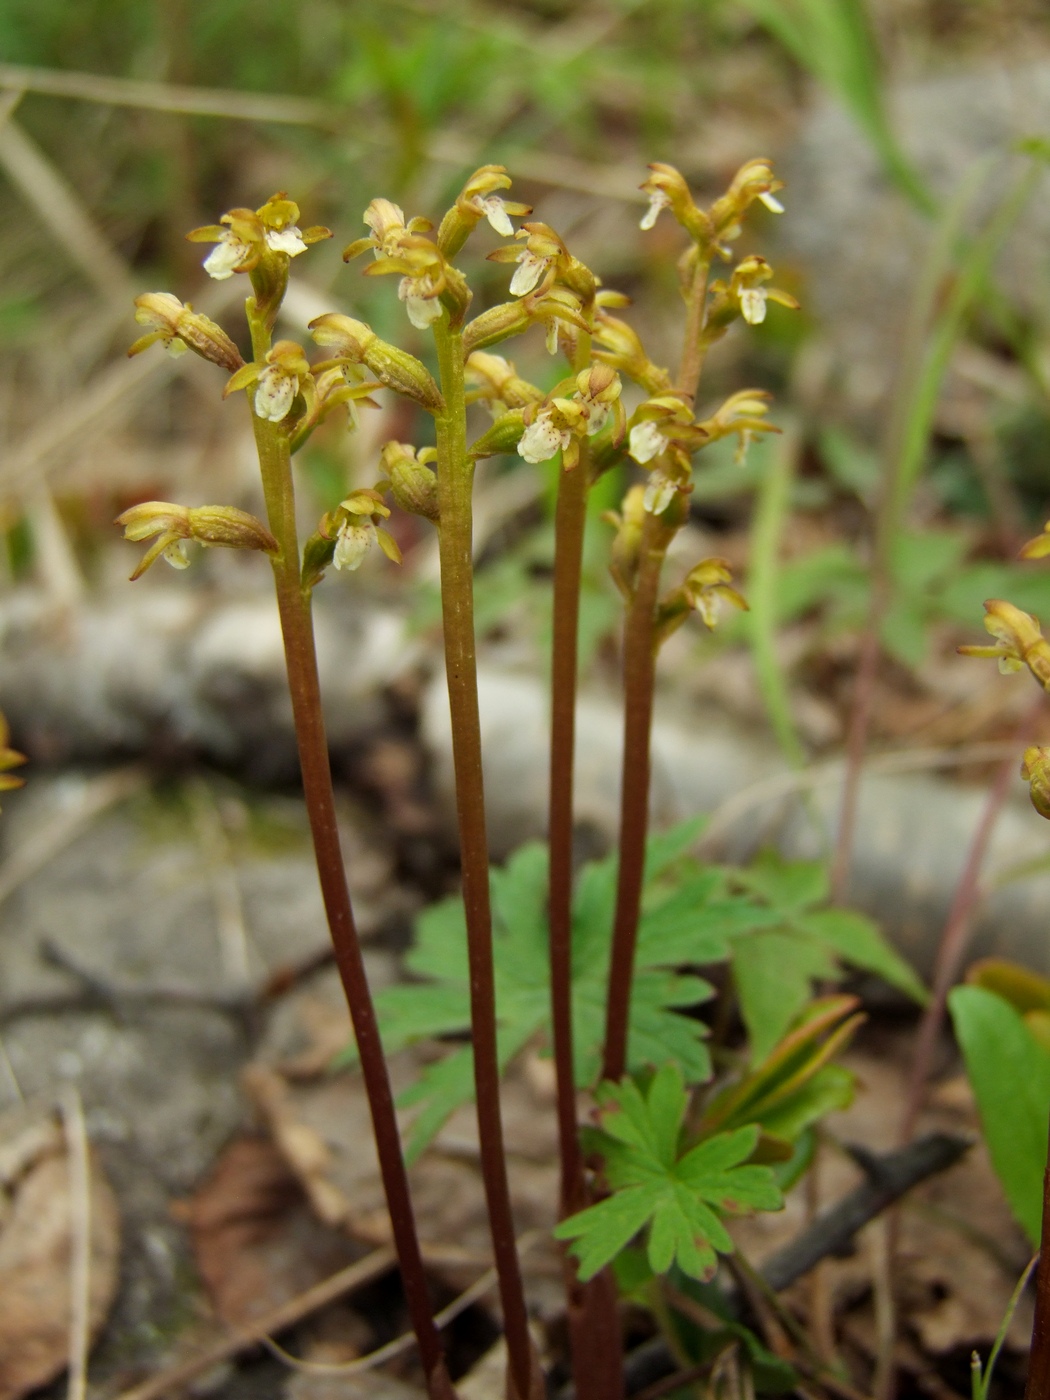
[432,316,536,1400]
[250,408,455,1400]
[602,526,663,1084]
[549,447,588,1214]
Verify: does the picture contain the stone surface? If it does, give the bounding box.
[422,664,1050,980]
[776,59,1050,422]
[0,773,400,1370]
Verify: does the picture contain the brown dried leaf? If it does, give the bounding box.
[0,1103,120,1400]
[177,1133,363,1328]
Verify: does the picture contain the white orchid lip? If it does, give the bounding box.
[203,235,251,281]
[472,194,515,237]
[643,470,676,515]
[266,226,308,256]
[629,421,667,464]
[739,287,767,325]
[254,365,299,422]
[334,520,374,571]
[399,274,443,329]
[518,411,569,464]
[509,250,547,297]
[758,190,784,214]
[639,190,670,231]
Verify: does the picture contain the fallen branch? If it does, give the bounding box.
[760,1133,970,1293]
[112,1247,397,1400]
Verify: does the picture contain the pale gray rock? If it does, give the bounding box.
[777,60,1050,421]
[422,665,1050,980]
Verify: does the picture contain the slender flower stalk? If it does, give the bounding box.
[600,158,788,1088]
[602,517,665,1083]
[242,301,456,1400]
[431,313,538,1400]
[547,327,627,1400]
[601,279,709,1085]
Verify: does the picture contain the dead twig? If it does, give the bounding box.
[760,1134,970,1293]
[113,1247,398,1400]
[59,1087,91,1400]
[263,1229,544,1377]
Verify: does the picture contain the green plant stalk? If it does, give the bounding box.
[675,255,711,403]
[747,423,805,768]
[431,313,536,1400]
[246,310,455,1400]
[602,517,664,1084]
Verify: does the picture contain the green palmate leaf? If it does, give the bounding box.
[949,985,1050,1243]
[360,819,725,1158]
[554,1064,782,1281]
[725,853,927,1059]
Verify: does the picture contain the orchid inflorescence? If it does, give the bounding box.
[115,158,798,1400]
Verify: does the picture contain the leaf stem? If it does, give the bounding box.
[247,309,455,1400]
[431,313,536,1400]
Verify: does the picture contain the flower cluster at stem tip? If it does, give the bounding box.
[117,157,796,636]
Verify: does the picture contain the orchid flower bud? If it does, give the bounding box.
[129,292,245,372]
[655,557,748,644]
[465,352,543,415]
[309,314,444,414]
[959,600,1050,688]
[638,163,712,244]
[116,501,278,580]
[437,165,531,259]
[380,442,440,522]
[593,311,673,395]
[1022,747,1050,820]
[224,340,312,424]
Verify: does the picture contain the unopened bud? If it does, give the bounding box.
[470,409,528,460]
[1022,747,1050,820]
[129,292,245,372]
[116,500,277,580]
[380,442,440,521]
[463,300,532,355]
[309,313,443,414]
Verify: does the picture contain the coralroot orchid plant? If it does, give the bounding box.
[112,159,902,1400]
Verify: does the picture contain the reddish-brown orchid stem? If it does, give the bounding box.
[247,312,455,1400]
[432,314,537,1400]
[548,336,627,1400]
[602,519,664,1084]
[602,251,711,1084]
[549,443,589,1211]
[549,327,594,1220]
